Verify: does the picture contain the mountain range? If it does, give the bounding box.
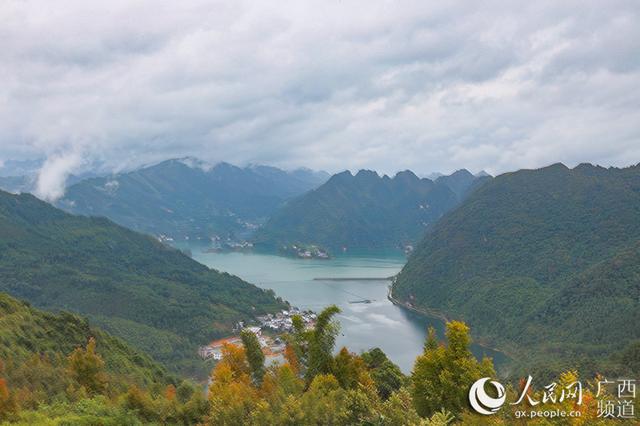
[4,158,489,256]
[254,168,489,252]
[0,189,286,376]
[57,158,329,241]
[393,162,640,375]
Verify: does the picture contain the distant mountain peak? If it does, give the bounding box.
[449,168,474,178]
[542,162,570,171]
[355,169,380,179]
[176,157,214,172]
[432,168,486,200]
[394,170,420,182]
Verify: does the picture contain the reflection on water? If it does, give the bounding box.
[180,244,507,373]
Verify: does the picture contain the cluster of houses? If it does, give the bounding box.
[282,244,330,259]
[205,235,254,252]
[198,308,316,364]
[256,307,317,332]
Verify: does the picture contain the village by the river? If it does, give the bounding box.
[198,307,317,365]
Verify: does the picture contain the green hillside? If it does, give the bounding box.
[254,169,485,252]
[0,190,286,376]
[0,292,213,424]
[0,292,172,391]
[393,162,640,374]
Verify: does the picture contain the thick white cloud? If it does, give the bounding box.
[34,151,83,201]
[0,0,638,182]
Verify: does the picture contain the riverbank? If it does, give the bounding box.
[386,281,451,323]
[387,281,516,365]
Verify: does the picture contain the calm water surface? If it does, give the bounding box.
[182,244,506,373]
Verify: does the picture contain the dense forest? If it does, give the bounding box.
[1,300,635,425]
[57,158,328,240]
[393,163,640,377]
[0,190,286,376]
[254,169,487,252]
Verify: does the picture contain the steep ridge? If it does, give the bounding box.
[393,163,640,372]
[254,169,486,252]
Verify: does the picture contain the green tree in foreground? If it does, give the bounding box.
[241,329,266,385]
[411,322,495,418]
[361,347,405,399]
[305,305,341,384]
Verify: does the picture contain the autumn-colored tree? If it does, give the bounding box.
[219,343,251,379]
[283,344,300,374]
[207,361,258,425]
[165,384,176,401]
[258,364,305,416]
[6,353,71,408]
[241,329,266,385]
[411,321,495,418]
[0,378,17,420]
[67,337,108,396]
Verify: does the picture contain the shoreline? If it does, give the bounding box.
[387,281,516,363]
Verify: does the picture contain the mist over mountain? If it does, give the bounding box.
[57,158,329,241]
[254,168,488,252]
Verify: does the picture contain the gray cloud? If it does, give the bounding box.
[0,0,638,188]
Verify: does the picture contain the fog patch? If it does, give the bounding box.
[35,152,83,202]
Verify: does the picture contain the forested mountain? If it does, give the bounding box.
[0,190,286,376]
[393,162,640,373]
[57,158,328,240]
[254,169,487,252]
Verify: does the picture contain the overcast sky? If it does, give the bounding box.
[1,1,639,192]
